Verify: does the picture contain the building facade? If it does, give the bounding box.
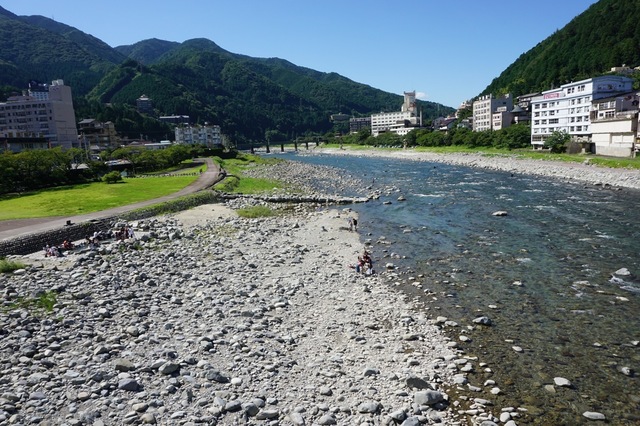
[0,79,78,151]
[78,119,119,149]
[472,94,513,132]
[175,123,222,147]
[349,117,371,133]
[590,92,639,157]
[530,75,634,148]
[136,95,153,115]
[371,91,421,137]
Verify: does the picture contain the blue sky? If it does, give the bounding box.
[3,0,599,109]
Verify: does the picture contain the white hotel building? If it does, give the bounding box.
[371,91,421,137]
[530,75,634,148]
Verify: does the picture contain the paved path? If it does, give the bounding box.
[0,158,222,242]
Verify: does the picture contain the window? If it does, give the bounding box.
[549,118,559,124]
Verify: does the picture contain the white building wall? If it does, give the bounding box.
[175,124,222,147]
[0,80,78,150]
[371,111,415,136]
[530,76,634,148]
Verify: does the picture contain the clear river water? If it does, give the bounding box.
[280,151,640,425]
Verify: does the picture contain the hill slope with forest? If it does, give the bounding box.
[481,0,640,98]
[0,5,454,143]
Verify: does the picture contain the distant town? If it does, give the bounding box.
[3,65,640,158]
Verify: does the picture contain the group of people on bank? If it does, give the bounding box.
[353,250,374,275]
[43,224,136,257]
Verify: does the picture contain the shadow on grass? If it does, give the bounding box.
[0,183,96,201]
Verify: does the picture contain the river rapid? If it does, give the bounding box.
[280,151,640,425]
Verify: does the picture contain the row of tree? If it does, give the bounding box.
[337,122,534,150]
[0,144,210,195]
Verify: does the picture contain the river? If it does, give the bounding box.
[280,151,640,425]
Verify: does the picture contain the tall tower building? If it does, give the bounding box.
[402,91,417,114]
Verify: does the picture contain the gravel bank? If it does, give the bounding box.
[305,148,640,190]
[0,164,495,426]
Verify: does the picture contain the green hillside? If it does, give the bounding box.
[92,38,452,143]
[0,5,454,145]
[0,7,123,94]
[114,38,181,65]
[481,0,640,98]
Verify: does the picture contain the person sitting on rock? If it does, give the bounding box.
[361,250,373,274]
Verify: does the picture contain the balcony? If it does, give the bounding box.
[590,110,638,122]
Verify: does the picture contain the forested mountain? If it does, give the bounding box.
[481,0,640,98]
[0,5,444,144]
[0,7,124,95]
[114,38,180,65]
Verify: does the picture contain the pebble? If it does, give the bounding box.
[0,187,463,425]
[583,411,606,420]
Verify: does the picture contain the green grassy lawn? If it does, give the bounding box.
[0,174,199,220]
[142,161,207,175]
[213,154,291,194]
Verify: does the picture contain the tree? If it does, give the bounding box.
[102,171,123,184]
[544,130,570,153]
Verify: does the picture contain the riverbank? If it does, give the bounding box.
[2,196,485,425]
[304,147,640,190]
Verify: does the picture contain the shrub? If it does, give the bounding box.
[102,171,123,184]
[0,258,25,273]
[545,130,570,153]
[236,205,276,218]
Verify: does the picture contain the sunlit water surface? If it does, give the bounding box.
[279,152,640,425]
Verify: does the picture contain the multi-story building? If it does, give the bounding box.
[590,91,639,157]
[530,75,634,149]
[136,95,153,115]
[0,79,78,152]
[78,119,119,150]
[349,117,371,133]
[371,91,422,137]
[491,106,513,131]
[175,123,222,147]
[472,94,513,132]
[159,115,190,125]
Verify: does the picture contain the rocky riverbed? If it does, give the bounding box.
[6,152,622,426]
[305,148,640,190]
[0,201,479,426]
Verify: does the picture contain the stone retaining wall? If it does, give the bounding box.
[0,191,221,257]
[0,191,366,257]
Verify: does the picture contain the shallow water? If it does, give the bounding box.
[281,152,640,425]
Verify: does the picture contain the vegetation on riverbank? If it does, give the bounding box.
[0,257,25,273]
[213,153,289,194]
[0,165,201,220]
[0,144,213,196]
[318,143,640,170]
